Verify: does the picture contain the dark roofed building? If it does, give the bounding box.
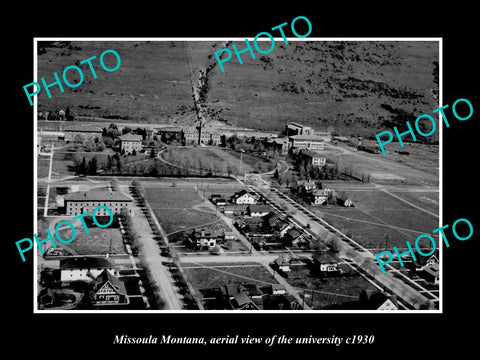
[359,286,399,310]
[94,269,129,305]
[60,256,116,282]
[247,204,273,217]
[64,190,132,216]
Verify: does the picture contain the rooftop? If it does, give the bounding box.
[96,269,127,295]
[64,190,132,202]
[119,133,143,142]
[60,256,115,270]
[289,134,327,141]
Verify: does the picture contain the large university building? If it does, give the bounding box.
[119,133,143,154]
[64,190,133,216]
[288,134,326,151]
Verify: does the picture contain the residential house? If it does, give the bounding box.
[64,125,103,143]
[309,189,330,205]
[94,269,129,305]
[247,204,273,217]
[222,204,247,216]
[60,257,116,282]
[221,284,261,310]
[296,180,317,193]
[300,149,327,167]
[271,284,287,295]
[64,190,132,216]
[119,133,143,154]
[223,231,236,242]
[230,190,259,205]
[336,193,353,207]
[283,228,309,248]
[274,255,291,272]
[359,286,399,310]
[187,228,221,249]
[413,254,439,271]
[312,253,340,273]
[422,262,439,284]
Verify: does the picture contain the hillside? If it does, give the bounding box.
[36,40,439,139]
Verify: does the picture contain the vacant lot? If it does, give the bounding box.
[183,262,279,290]
[309,188,439,250]
[144,186,230,235]
[56,225,125,255]
[286,265,371,309]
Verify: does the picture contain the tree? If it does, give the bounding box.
[106,155,112,170]
[132,148,137,156]
[122,126,132,135]
[79,157,87,174]
[150,147,155,158]
[95,141,106,152]
[273,168,279,179]
[87,158,97,175]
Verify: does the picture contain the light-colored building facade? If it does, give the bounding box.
[183,125,221,145]
[60,257,116,282]
[288,134,326,151]
[119,133,143,154]
[286,122,314,136]
[64,190,132,216]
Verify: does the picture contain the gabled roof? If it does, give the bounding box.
[119,133,143,142]
[248,204,273,213]
[96,269,127,295]
[285,228,302,239]
[60,256,115,270]
[64,190,132,202]
[232,189,257,199]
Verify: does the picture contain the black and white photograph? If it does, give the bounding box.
[6,6,478,357]
[33,38,441,312]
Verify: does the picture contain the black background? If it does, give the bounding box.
[5,4,478,357]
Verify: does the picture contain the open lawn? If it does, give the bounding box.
[286,265,371,309]
[309,188,439,250]
[388,190,439,214]
[162,147,275,176]
[56,225,126,255]
[37,157,50,179]
[183,262,279,290]
[144,186,230,234]
[326,143,439,186]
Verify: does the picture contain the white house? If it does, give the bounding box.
[231,190,259,205]
[60,257,116,282]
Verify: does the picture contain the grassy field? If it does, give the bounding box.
[182,262,279,290]
[326,142,439,186]
[36,40,438,140]
[144,186,230,234]
[162,147,275,176]
[56,226,126,255]
[309,187,439,250]
[286,265,371,309]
